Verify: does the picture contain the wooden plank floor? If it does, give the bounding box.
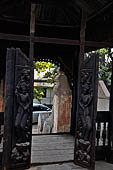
[29,161,113,170]
[31,134,74,164]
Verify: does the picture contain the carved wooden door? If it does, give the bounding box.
[2,48,33,170]
[74,53,99,170]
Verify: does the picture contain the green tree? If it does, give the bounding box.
[34,61,58,102]
[86,48,112,91]
[34,61,58,83]
[34,86,45,104]
[97,48,112,91]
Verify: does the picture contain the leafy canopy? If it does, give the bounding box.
[34,86,45,103]
[97,48,112,90]
[34,61,58,83]
[34,61,58,103]
[86,48,112,91]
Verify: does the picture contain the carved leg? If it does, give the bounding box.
[21,114,28,129]
[84,116,91,141]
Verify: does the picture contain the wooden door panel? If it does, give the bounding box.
[74,54,99,170]
[2,48,33,170]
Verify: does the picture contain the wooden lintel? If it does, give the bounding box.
[0,32,112,48]
[34,36,80,45]
[31,0,57,5]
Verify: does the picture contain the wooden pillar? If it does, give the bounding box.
[70,50,79,136]
[29,3,36,95]
[2,48,15,170]
[29,3,36,159]
[73,9,87,135]
[29,5,36,163]
[29,3,36,65]
[109,57,113,163]
[79,9,87,67]
[71,9,87,136]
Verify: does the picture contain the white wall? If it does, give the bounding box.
[97,80,110,111]
[41,88,53,105]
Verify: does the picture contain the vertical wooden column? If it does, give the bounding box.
[79,9,87,68]
[29,3,36,159]
[29,3,36,65]
[76,9,87,133]
[29,3,36,100]
[71,50,79,136]
[109,57,113,163]
[2,48,16,170]
[71,9,87,136]
[75,8,87,132]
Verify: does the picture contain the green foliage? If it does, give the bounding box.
[85,48,112,91]
[97,48,112,90]
[34,61,58,101]
[34,61,58,83]
[86,48,112,91]
[34,86,45,103]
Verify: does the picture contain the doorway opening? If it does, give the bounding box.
[32,60,72,135]
[31,59,74,164]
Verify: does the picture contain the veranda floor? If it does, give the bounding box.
[31,134,74,164]
[29,161,113,170]
[31,134,113,170]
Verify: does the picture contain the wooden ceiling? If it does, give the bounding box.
[0,0,113,42]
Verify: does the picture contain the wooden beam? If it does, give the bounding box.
[0,32,112,48]
[0,33,29,41]
[88,1,113,22]
[34,36,79,45]
[31,0,57,5]
[0,16,80,29]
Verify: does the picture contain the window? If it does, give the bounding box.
[33,106,42,111]
[40,106,50,111]
[43,88,47,98]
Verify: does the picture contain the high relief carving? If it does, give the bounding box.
[11,68,31,162]
[75,70,93,165]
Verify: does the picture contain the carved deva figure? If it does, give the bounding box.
[79,71,93,141]
[15,68,31,143]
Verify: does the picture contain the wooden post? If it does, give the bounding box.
[29,3,36,65]
[74,8,88,167]
[109,57,113,163]
[71,50,79,136]
[79,9,87,68]
[76,8,87,132]
[72,9,87,136]
[2,48,16,170]
[29,4,36,167]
